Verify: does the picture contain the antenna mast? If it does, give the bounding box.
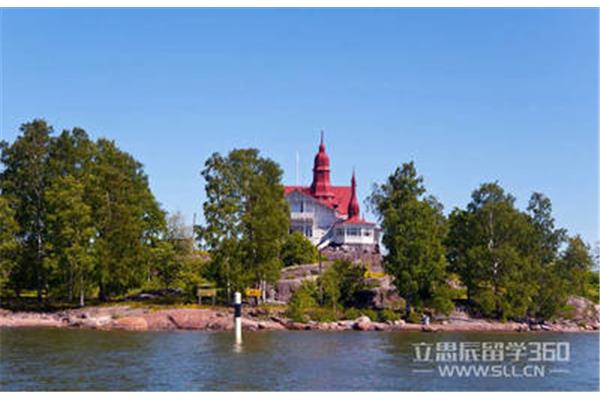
[295,150,300,186]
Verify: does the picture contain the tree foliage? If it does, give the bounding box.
[2,119,596,319]
[90,138,166,299]
[0,196,19,299]
[0,120,168,303]
[318,260,368,310]
[198,148,289,298]
[281,231,318,266]
[368,162,451,315]
[0,120,52,300]
[558,235,594,298]
[45,175,96,305]
[447,183,594,320]
[447,183,538,319]
[286,280,318,323]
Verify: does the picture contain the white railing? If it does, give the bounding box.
[290,212,314,221]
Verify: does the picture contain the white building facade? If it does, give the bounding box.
[285,133,379,252]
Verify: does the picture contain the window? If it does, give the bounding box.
[347,228,359,236]
[291,201,301,213]
[305,226,313,237]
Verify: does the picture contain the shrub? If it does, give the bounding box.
[336,261,368,307]
[175,255,211,302]
[309,307,338,322]
[319,264,341,310]
[378,308,400,322]
[281,232,319,266]
[317,260,368,309]
[286,281,318,322]
[557,304,577,320]
[343,307,362,320]
[406,310,421,324]
[584,270,599,303]
[359,308,378,321]
[431,286,456,316]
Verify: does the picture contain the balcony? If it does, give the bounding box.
[290,211,314,221]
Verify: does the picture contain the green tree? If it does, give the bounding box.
[174,252,210,302]
[446,208,477,301]
[318,260,368,310]
[89,138,165,300]
[148,212,193,290]
[0,195,19,301]
[525,193,570,319]
[0,120,52,301]
[281,231,318,266]
[447,182,538,319]
[1,120,169,304]
[286,280,318,322]
[149,241,178,289]
[530,263,569,320]
[526,192,566,265]
[47,128,96,182]
[558,235,594,298]
[368,162,451,316]
[45,175,95,306]
[198,149,289,299]
[319,265,341,310]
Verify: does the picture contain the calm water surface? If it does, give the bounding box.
[1,328,598,391]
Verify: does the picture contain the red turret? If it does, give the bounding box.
[310,131,334,199]
[347,170,360,219]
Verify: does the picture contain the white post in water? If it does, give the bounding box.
[234,291,242,344]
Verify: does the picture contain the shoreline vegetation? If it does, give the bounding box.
[1,300,598,333]
[1,119,599,334]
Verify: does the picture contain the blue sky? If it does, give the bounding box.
[1,8,598,245]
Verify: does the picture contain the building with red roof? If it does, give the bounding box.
[285,132,379,252]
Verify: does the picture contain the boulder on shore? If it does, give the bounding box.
[353,316,372,331]
[112,316,148,331]
[564,296,600,326]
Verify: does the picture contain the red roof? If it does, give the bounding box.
[285,185,353,216]
[285,133,376,226]
[338,216,376,226]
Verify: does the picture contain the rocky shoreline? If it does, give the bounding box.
[1,305,598,333]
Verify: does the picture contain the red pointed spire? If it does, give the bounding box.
[310,130,334,199]
[347,169,360,219]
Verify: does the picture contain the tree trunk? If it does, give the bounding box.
[36,271,43,303]
[68,263,73,303]
[99,280,107,302]
[36,204,45,304]
[80,273,85,307]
